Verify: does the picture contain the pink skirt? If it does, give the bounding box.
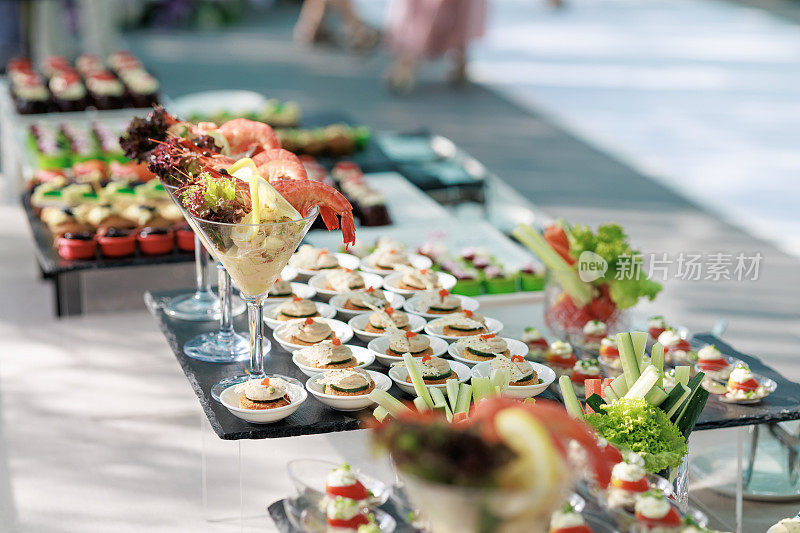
[386,0,487,59]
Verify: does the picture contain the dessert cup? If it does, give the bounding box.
[184,208,319,401]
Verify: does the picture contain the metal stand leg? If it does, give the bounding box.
[743,425,758,489]
[54,271,83,317]
[736,427,743,533]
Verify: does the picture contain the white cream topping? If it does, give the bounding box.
[285,320,332,343]
[327,270,364,292]
[489,355,534,383]
[601,337,617,349]
[657,329,683,348]
[326,496,361,521]
[573,359,600,375]
[235,377,288,401]
[583,320,607,336]
[549,341,573,357]
[612,461,646,483]
[367,248,409,269]
[387,330,430,353]
[346,290,388,309]
[428,314,485,332]
[394,356,450,377]
[455,335,508,354]
[698,345,723,360]
[269,280,292,295]
[368,309,410,329]
[634,494,671,520]
[296,340,352,366]
[316,369,371,390]
[399,268,439,290]
[326,464,358,488]
[648,316,667,329]
[279,298,317,317]
[409,291,460,312]
[522,328,543,342]
[729,365,754,384]
[550,509,586,530]
[86,206,113,226]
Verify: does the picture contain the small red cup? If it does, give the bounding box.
[175,226,196,252]
[98,228,136,258]
[137,227,174,255]
[57,232,97,260]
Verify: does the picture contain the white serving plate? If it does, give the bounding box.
[219,374,307,424]
[291,252,361,280]
[263,301,336,330]
[448,337,529,367]
[424,317,504,342]
[170,89,265,116]
[307,272,384,302]
[348,313,426,343]
[291,345,376,378]
[328,290,406,321]
[367,335,449,367]
[470,361,555,398]
[305,370,391,411]
[381,271,457,297]
[402,292,479,319]
[359,253,432,276]
[388,360,470,395]
[280,265,298,282]
[273,318,354,352]
[264,282,316,304]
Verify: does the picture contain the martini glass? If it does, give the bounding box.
[160,183,247,361]
[186,207,319,401]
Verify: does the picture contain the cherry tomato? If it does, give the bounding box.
[730,379,759,392]
[635,506,682,528]
[648,327,665,340]
[326,480,369,500]
[611,476,650,493]
[599,345,619,357]
[327,514,369,528]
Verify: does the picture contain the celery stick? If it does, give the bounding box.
[677,388,709,439]
[512,224,592,305]
[430,387,447,407]
[651,343,665,388]
[368,389,411,416]
[663,384,690,418]
[472,377,489,402]
[373,406,390,422]
[672,372,705,427]
[617,332,641,388]
[610,374,629,397]
[630,331,648,363]
[445,379,460,411]
[491,368,510,390]
[674,366,690,387]
[443,403,453,422]
[403,353,433,407]
[625,366,659,399]
[604,386,619,401]
[644,385,668,407]
[454,384,472,416]
[559,375,584,419]
[413,396,429,412]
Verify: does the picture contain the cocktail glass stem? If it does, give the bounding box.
[246,296,266,379]
[217,262,235,340]
[162,237,220,321]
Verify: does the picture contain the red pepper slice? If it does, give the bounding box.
[635,506,682,527]
[611,476,650,492]
[325,479,369,500]
[730,378,759,392]
[327,514,369,528]
[599,345,619,357]
[551,525,593,533]
[698,359,728,371]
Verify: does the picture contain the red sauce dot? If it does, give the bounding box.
[480,333,495,340]
[422,354,432,363]
[304,317,314,325]
[292,296,302,302]
[464,310,473,318]
[511,355,524,362]
[385,307,394,315]
[332,338,341,346]
[366,286,375,293]
[438,289,449,297]
[260,377,270,386]
[405,331,417,338]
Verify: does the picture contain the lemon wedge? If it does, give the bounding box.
[493,408,564,489]
[229,158,301,223]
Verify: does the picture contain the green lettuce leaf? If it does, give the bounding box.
[586,398,687,473]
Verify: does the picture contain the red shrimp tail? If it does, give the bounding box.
[340,211,356,246]
[319,206,341,231]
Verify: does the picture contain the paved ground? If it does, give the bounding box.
[2,1,800,531]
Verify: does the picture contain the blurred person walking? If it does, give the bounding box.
[385,0,487,93]
[294,0,379,50]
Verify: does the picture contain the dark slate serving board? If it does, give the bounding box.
[145,288,800,440]
[145,288,421,440]
[693,334,800,430]
[24,195,195,276]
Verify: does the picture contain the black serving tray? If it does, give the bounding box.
[145,289,800,439]
[23,195,195,277]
